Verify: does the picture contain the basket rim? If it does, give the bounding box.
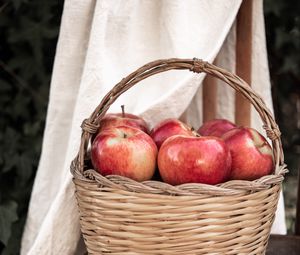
[71,158,287,196]
[71,58,288,197]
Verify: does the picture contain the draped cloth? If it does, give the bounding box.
[21,1,286,254]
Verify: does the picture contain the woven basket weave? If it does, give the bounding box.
[71,58,287,255]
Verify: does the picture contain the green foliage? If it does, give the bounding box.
[0,0,63,254]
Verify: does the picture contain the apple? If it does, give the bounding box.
[222,127,274,180]
[150,118,198,149]
[91,125,157,182]
[98,105,149,134]
[157,135,232,185]
[197,119,236,137]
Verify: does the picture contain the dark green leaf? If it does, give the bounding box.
[0,201,18,245]
[0,80,12,92]
[18,153,34,183]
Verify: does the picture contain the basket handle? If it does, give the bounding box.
[75,58,284,175]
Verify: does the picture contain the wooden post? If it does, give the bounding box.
[235,0,253,127]
[203,63,217,122]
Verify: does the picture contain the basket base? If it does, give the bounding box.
[73,178,281,255]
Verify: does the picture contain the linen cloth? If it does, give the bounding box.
[21,0,286,254]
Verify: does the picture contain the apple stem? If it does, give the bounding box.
[191,127,201,137]
[121,105,125,118]
[123,133,127,138]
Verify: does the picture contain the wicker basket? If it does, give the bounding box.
[71,58,287,254]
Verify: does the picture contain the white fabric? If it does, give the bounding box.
[21,0,286,254]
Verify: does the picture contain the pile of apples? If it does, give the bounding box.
[91,106,274,185]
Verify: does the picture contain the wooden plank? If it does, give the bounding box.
[235,0,253,126]
[295,168,300,235]
[266,234,300,255]
[203,68,217,122]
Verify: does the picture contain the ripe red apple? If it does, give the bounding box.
[91,126,157,182]
[158,135,232,185]
[198,119,236,137]
[98,105,149,134]
[222,127,274,180]
[150,118,198,149]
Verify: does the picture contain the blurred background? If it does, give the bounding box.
[0,0,299,254]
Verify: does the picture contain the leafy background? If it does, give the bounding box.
[0,1,64,254]
[0,0,299,254]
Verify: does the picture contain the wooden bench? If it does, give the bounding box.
[267,235,300,255]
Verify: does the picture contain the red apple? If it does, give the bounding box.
[91,126,157,182]
[150,118,198,149]
[158,135,232,185]
[98,106,149,134]
[198,119,236,137]
[222,127,274,180]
